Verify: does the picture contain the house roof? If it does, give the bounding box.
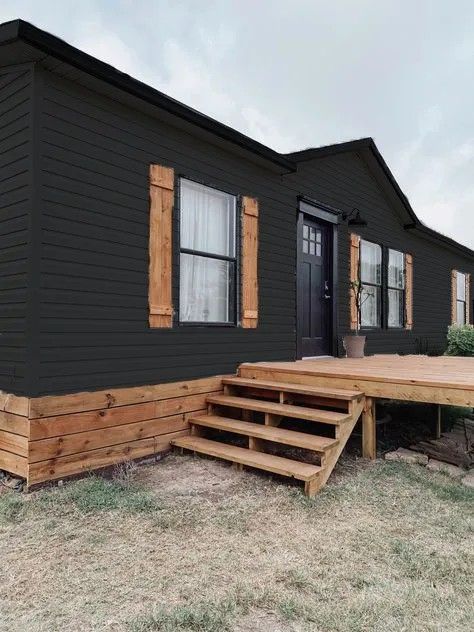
[0,19,295,173]
[1,19,472,260]
[287,138,474,259]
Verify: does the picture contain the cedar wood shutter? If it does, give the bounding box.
[241,196,259,328]
[405,253,413,330]
[149,164,174,328]
[451,270,457,325]
[349,233,360,331]
[451,270,471,325]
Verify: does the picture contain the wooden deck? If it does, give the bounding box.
[240,355,474,461]
[239,356,474,407]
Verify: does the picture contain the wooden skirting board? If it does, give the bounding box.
[0,376,225,487]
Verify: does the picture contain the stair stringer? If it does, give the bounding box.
[305,396,365,497]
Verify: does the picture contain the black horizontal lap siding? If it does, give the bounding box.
[2,59,472,397]
[36,69,297,394]
[0,67,32,394]
[289,153,473,356]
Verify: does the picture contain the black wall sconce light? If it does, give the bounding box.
[341,207,368,227]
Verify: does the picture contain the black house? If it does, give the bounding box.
[0,21,472,489]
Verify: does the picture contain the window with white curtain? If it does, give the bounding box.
[456,271,467,325]
[388,249,405,328]
[360,239,382,327]
[179,178,236,323]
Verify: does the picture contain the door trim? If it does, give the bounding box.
[296,202,339,359]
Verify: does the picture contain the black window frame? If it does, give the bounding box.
[386,248,405,329]
[359,238,382,330]
[456,271,467,325]
[177,176,239,327]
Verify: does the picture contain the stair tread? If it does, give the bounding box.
[172,436,322,481]
[191,415,338,451]
[207,394,350,425]
[225,376,363,400]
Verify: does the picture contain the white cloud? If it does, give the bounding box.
[394,128,474,248]
[1,1,473,248]
[240,106,297,151]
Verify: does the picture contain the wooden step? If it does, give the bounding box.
[172,436,322,481]
[206,395,351,425]
[223,377,363,400]
[191,415,338,452]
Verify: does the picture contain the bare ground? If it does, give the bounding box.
[0,454,472,632]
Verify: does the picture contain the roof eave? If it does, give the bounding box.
[0,19,295,173]
[288,137,474,259]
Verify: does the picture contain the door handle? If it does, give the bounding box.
[324,280,331,299]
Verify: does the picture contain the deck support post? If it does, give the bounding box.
[435,404,442,439]
[362,397,376,460]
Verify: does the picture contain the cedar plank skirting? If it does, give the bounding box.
[0,376,225,487]
[0,392,29,478]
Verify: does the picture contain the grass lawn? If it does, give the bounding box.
[0,454,472,631]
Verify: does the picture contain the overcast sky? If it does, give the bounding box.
[2,1,473,248]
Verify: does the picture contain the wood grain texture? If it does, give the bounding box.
[149,164,174,328]
[0,410,29,437]
[241,196,259,328]
[29,411,199,462]
[0,449,27,478]
[222,376,362,399]
[405,253,413,330]
[451,269,457,325]
[22,375,226,485]
[27,430,188,485]
[0,429,28,457]
[172,435,322,481]
[240,357,474,406]
[0,391,29,417]
[349,233,360,331]
[206,394,350,424]
[190,414,338,451]
[362,397,376,459]
[29,392,216,440]
[29,375,225,418]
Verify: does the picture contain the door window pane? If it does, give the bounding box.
[180,179,235,257]
[302,224,322,257]
[180,254,233,322]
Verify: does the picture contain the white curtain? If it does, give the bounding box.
[180,179,235,322]
[360,240,381,284]
[360,240,381,327]
[388,250,404,289]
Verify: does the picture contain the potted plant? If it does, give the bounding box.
[343,279,371,358]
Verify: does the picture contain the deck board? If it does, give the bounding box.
[240,356,474,406]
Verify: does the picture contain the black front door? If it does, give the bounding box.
[298,215,332,357]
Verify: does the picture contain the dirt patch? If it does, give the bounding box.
[135,453,248,499]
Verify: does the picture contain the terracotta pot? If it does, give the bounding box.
[343,335,366,358]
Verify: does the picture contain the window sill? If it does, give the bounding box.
[178,321,238,328]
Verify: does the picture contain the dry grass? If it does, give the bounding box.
[0,454,472,631]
